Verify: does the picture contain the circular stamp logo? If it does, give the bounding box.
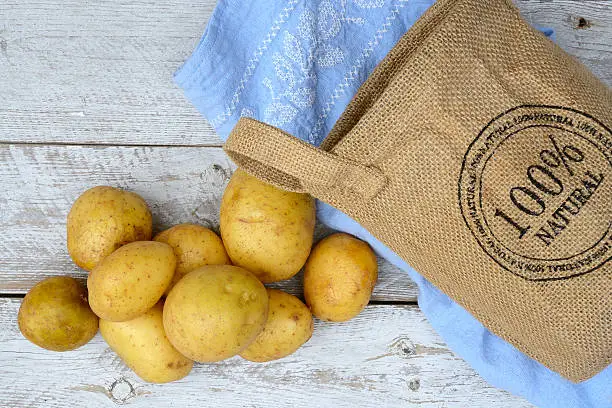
[459,106,611,280]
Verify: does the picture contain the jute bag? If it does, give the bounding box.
[224,0,611,382]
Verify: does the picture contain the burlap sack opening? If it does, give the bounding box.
[225,0,611,382]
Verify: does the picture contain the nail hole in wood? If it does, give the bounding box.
[108,378,136,404]
[576,17,591,29]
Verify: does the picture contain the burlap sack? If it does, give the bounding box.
[224,0,611,382]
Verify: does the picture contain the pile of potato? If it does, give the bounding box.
[17,170,378,383]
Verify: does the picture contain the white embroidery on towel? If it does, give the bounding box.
[211,0,402,140]
[209,0,299,128]
[240,108,255,118]
[307,0,408,144]
[263,0,379,129]
[354,0,386,9]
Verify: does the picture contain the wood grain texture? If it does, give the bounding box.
[0,0,610,146]
[0,1,609,404]
[517,0,612,84]
[0,144,417,300]
[0,0,220,146]
[0,299,533,408]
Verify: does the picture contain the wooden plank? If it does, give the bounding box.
[0,299,533,407]
[0,0,610,146]
[516,0,612,85]
[0,144,418,300]
[0,0,220,146]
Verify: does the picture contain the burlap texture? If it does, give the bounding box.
[224,0,611,382]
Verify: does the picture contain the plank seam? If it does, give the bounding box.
[0,294,418,305]
[0,141,225,148]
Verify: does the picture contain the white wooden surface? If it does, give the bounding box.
[0,299,534,408]
[1,0,611,407]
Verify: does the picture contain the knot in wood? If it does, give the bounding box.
[408,377,421,391]
[388,336,416,359]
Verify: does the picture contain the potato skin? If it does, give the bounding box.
[87,241,176,322]
[100,301,193,383]
[240,289,313,362]
[154,223,231,294]
[304,233,378,322]
[67,186,152,271]
[220,169,315,283]
[163,265,268,362]
[18,276,98,351]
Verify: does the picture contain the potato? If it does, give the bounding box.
[304,233,378,322]
[100,301,193,383]
[67,186,152,271]
[88,241,175,322]
[240,289,313,362]
[18,276,98,351]
[220,169,315,283]
[154,223,230,294]
[163,265,268,362]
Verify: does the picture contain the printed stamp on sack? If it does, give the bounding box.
[459,105,611,280]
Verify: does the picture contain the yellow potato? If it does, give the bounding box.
[304,233,378,322]
[154,223,231,294]
[88,241,175,322]
[100,301,193,383]
[163,265,268,362]
[220,169,315,283]
[18,276,98,351]
[67,186,152,271]
[240,288,313,362]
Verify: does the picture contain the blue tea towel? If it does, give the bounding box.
[175,1,611,407]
